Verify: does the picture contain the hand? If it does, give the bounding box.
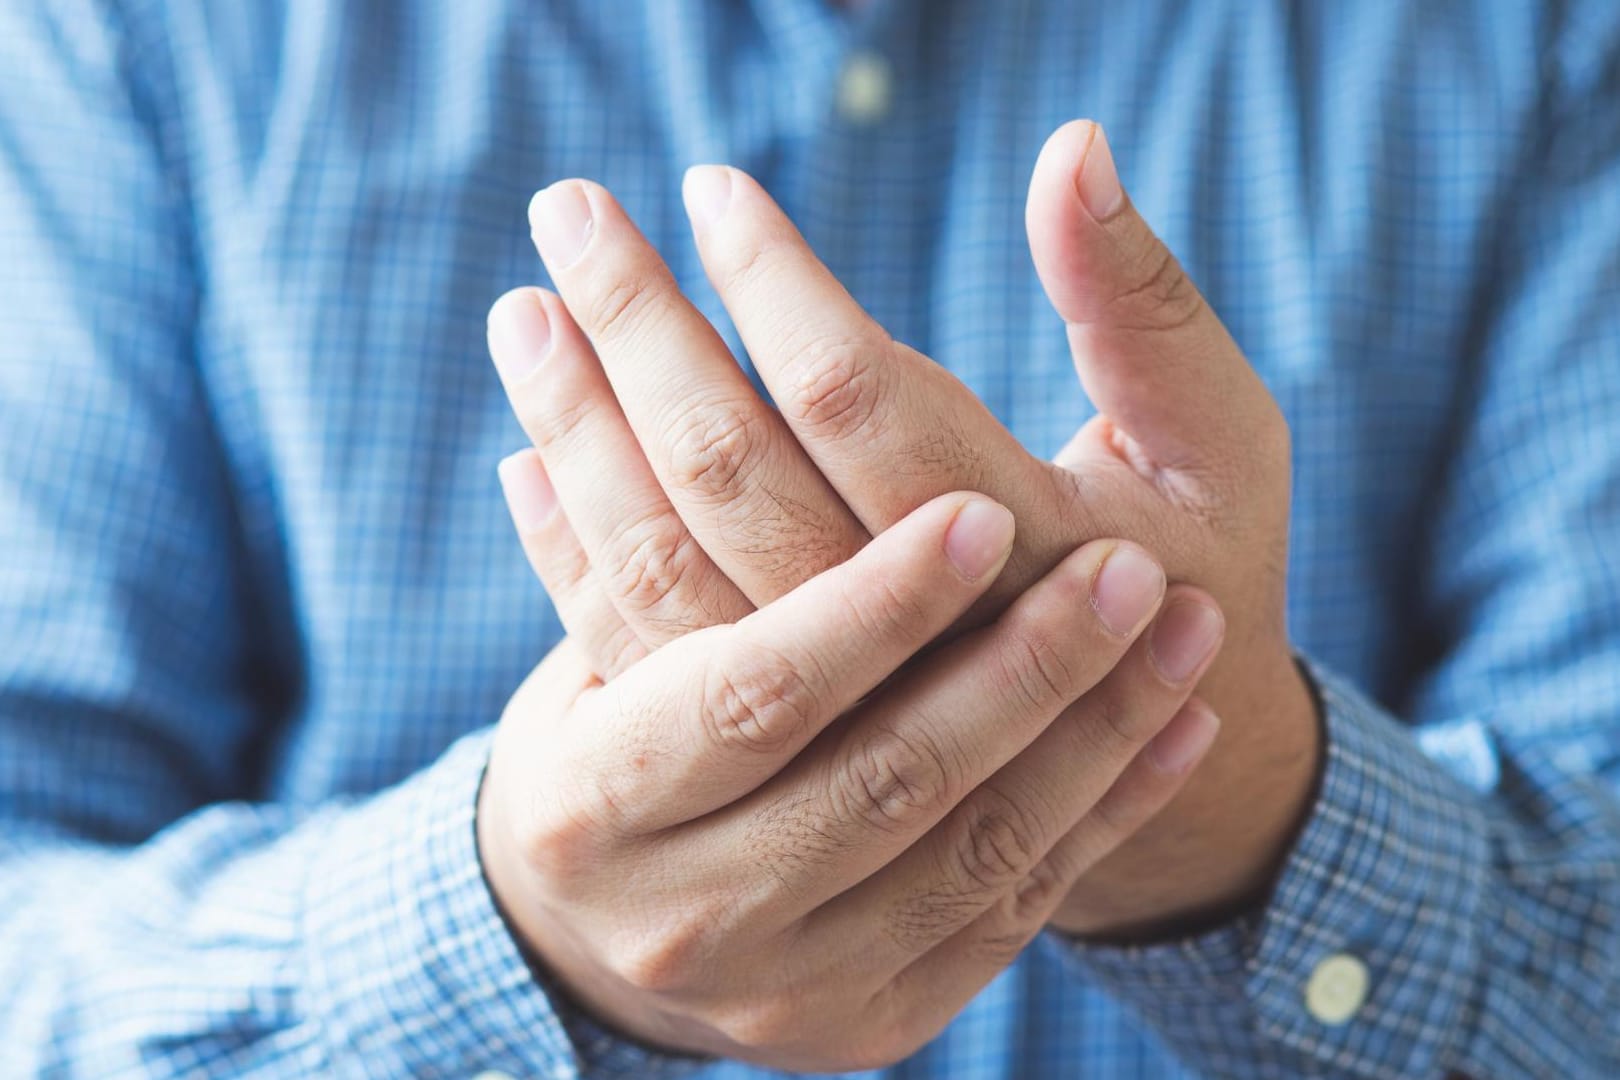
[490,118,1316,936]
[478,493,1216,1071]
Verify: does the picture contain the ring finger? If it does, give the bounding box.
[489,286,752,647]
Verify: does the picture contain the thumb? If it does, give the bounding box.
[1026,120,1281,477]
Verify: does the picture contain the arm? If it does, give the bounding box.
[0,5,579,1075]
[1072,10,1620,1075]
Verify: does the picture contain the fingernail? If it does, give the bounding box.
[1149,599,1224,683]
[488,289,552,382]
[944,498,1016,581]
[1089,544,1165,636]
[529,181,595,268]
[682,165,733,230]
[498,450,558,531]
[1076,123,1124,221]
[1148,699,1220,774]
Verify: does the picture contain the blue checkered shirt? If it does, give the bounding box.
[3,0,1619,1076]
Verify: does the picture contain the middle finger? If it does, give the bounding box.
[490,286,751,645]
[528,179,869,604]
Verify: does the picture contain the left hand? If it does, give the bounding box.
[488,120,1319,937]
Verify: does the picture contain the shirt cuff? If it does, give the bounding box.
[300,728,582,1079]
[1060,656,1492,1078]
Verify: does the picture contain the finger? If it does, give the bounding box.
[800,583,1223,976]
[497,448,647,679]
[1025,120,1282,476]
[703,539,1170,913]
[565,491,1018,833]
[528,179,868,604]
[489,286,752,645]
[681,166,1065,562]
[867,698,1220,1055]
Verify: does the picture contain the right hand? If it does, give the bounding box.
[478,491,1217,1072]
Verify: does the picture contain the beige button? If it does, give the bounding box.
[1305,952,1370,1025]
[837,51,894,125]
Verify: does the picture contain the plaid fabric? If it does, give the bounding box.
[2,0,1618,1076]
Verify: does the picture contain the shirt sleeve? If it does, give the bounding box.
[0,3,584,1076]
[1063,5,1620,1077]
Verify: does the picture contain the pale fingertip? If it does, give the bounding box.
[487,287,553,383]
[1075,122,1125,222]
[1147,699,1220,775]
[943,497,1016,581]
[682,164,733,230]
[1089,542,1166,637]
[529,180,596,269]
[1148,598,1225,684]
[498,448,558,532]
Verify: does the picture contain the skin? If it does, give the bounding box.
[479,494,1220,1069]
[478,119,1320,1066]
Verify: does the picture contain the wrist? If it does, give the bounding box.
[1050,648,1322,939]
[476,725,722,1061]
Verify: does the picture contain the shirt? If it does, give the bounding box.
[2,0,1618,1076]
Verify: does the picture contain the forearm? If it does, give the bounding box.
[0,730,583,1079]
[1060,659,1620,1078]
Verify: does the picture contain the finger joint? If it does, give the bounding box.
[782,336,887,442]
[667,404,764,503]
[603,514,707,627]
[835,722,958,835]
[702,649,820,757]
[1109,245,1203,335]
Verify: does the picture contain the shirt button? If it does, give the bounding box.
[1305,952,1370,1025]
[471,1072,518,1080]
[836,51,894,125]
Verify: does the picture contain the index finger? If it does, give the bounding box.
[562,490,1017,834]
[680,166,1059,542]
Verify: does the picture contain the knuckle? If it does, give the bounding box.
[714,996,804,1051]
[516,783,607,883]
[950,864,1068,970]
[1083,785,1133,838]
[702,650,820,756]
[603,515,704,621]
[520,377,596,452]
[993,622,1082,713]
[582,271,662,345]
[716,235,777,300]
[965,869,1060,965]
[1089,690,1156,749]
[1108,244,1203,335]
[847,576,931,649]
[835,723,958,834]
[1007,855,1070,922]
[667,404,762,501]
[607,908,716,993]
[782,335,886,441]
[880,792,1049,955]
[951,794,1045,895]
